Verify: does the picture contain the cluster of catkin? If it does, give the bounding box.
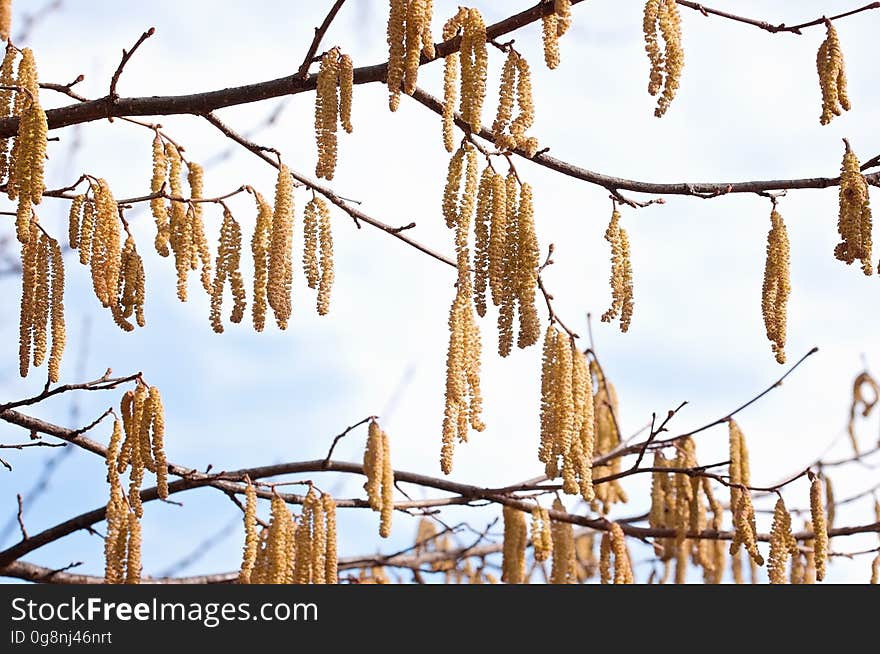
[302,196,334,315]
[386,0,435,111]
[538,326,595,501]
[541,0,573,70]
[150,136,211,300]
[240,487,338,584]
[441,7,486,152]
[69,179,146,333]
[817,21,850,125]
[834,140,873,276]
[249,165,298,332]
[600,208,634,332]
[599,522,634,584]
[18,223,64,382]
[473,165,541,355]
[649,442,725,584]
[590,363,627,513]
[315,48,353,181]
[761,206,791,364]
[364,420,395,538]
[104,385,167,584]
[3,47,47,244]
[643,0,684,118]
[492,49,539,157]
[728,419,763,567]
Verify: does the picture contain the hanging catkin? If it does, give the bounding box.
[440,279,485,475]
[817,20,850,125]
[834,140,873,276]
[809,476,828,581]
[186,162,212,295]
[303,196,335,315]
[387,0,434,110]
[250,190,274,332]
[541,0,573,69]
[473,165,493,316]
[761,206,791,364]
[549,498,576,584]
[239,479,259,584]
[768,497,798,584]
[315,48,341,180]
[112,234,146,332]
[0,1,11,42]
[609,522,634,584]
[364,420,395,538]
[9,48,47,245]
[491,50,539,157]
[440,7,486,151]
[590,361,627,512]
[643,0,684,117]
[269,165,294,329]
[0,44,17,181]
[530,504,553,562]
[150,134,169,256]
[601,208,634,332]
[501,505,527,584]
[209,207,246,333]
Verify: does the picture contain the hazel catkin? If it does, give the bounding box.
[643,0,684,118]
[761,207,791,364]
[817,20,851,125]
[315,49,340,180]
[834,140,873,276]
[530,504,553,562]
[501,505,527,584]
[210,208,246,333]
[0,1,10,43]
[809,476,828,582]
[601,208,635,332]
[268,165,294,329]
[239,478,259,584]
[250,190,273,332]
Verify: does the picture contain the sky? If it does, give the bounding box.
[0,0,878,584]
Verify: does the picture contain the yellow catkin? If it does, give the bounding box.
[549,499,576,584]
[761,207,791,364]
[67,194,84,250]
[609,522,634,584]
[531,505,553,562]
[124,510,142,584]
[164,143,190,301]
[0,1,10,43]
[294,490,316,584]
[501,505,527,584]
[599,531,612,584]
[768,497,797,584]
[250,191,273,332]
[871,554,879,584]
[817,21,850,125]
[315,49,340,180]
[440,280,485,474]
[492,51,517,151]
[380,429,394,538]
[387,0,407,110]
[338,54,353,134]
[824,474,835,540]
[512,55,537,156]
[541,11,560,70]
[268,165,294,329]
[316,197,334,316]
[834,141,872,276]
[643,0,684,117]
[267,495,290,584]
[186,162,212,295]
[147,386,167,499]
[30,233,49,369]
[402,0,427,95]
[78,199,95,266]
[601,208,634,332]
[90,179,122,310]
[150,134,169,256]
[103,482,126,584]
[487,171,507,306]
[810,476,828,581]
[115,234,147,331]
[17,223,37,377]
[47,236,65,383]
[514,182,540,349]
[555,0,573,36]
[323,493,338,584]
[310,493,326,584]
[210,208,246,333]
[239,479,258,584]
[459,8,487,134]
[303,198,320,290]
[473,165,493,317]
[364,420,384,511]
[497,172,518,357]
[0,44,17,181]
[440,8,467,152]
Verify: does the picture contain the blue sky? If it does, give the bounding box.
[1,1,879,583]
